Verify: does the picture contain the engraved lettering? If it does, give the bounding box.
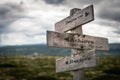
[65,56,92,65]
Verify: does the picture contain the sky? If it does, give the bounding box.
[0,0,120,46]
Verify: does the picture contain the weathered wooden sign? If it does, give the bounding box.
[56,49,97,72]
[47,5,109,80]
[55,5,94,32]
[47,31,109,50]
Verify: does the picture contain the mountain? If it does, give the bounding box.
[0,43,120,56]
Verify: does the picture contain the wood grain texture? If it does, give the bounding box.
[55,5,94,32]
[47,31,109,50]
[73,69,85,80]
[71,26,85,80]
[56,49,97,72]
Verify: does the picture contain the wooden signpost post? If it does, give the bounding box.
[47,5,109,80]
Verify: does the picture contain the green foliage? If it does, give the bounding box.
[0,55,120,80]
[85,56,120,80]
[0,56,72,80]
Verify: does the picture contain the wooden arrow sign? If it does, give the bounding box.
[55,5,94,32]
[56,49,97,72]
[47,31,109,50]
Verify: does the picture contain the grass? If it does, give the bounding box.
[85,56,120,80]
[0,55,120,80]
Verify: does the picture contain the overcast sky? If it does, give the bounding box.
[0,0,120,46]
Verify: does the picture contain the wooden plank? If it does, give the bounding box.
[56,49,97,72]
[82,35,109,50]
[47,31,109,50]
[71,26,85,80]
[73,69,85,80]
[55,5,94,32]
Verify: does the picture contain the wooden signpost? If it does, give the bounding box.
[46,5,109,80]
[55,5,94,32]
[47,31,109,50]
[56,49,97,72]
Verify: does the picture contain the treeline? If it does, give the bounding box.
[0,43,120,56]
[0,44,71,56]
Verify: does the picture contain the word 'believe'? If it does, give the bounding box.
[65,56,91,65]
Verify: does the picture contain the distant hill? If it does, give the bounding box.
[108,43,120,55]
[0,43,120,56]
[0,44,71,56]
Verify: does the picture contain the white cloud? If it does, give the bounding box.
[0,0,69,46]
[83,22,119,43]
[0,0,120,46]
[1,32,46,45]
[0,0,21,4]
